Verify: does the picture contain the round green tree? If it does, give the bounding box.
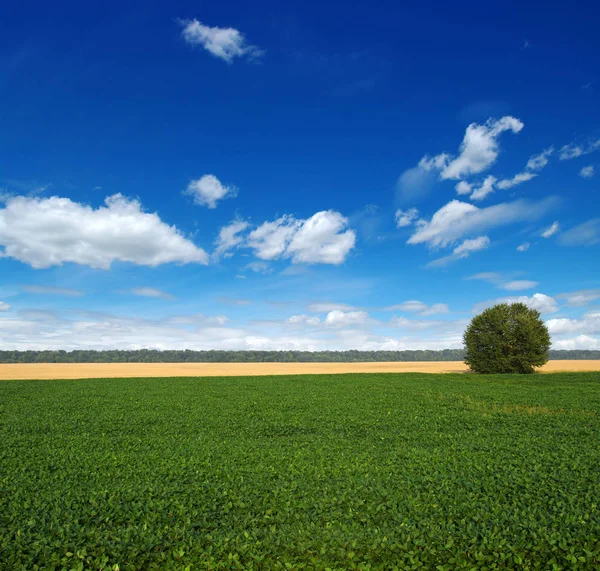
[463,302,551,374]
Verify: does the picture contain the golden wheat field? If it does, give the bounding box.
[0,360,599,380]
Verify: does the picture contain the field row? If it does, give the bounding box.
[1,359,600,379]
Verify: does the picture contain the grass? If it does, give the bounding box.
[1,372,599,570]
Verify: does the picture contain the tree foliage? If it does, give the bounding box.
[0,348,596,363]
[464,303,551,374]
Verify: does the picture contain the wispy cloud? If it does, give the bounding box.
[541,221,559,238]
[559,219,600,246]
[408,197,557,248]
[22,285,85,297]
[130,287,174,300]
[426,236,490,267]
[383,301,449,315]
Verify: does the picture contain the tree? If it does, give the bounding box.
[463,302,551,374]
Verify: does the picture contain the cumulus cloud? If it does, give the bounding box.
[455,177,498,200]
[383,301,449,315]
[213,219,249,260]
[408,197,557,248]
[517,242,530,252]
[185,175,237,209]
[395,208,420,227]
[22,285,84,297]
[546,311,600,336]
[0,194,208,269]
[500,280,539,291]
[579,166,594,178]
[179,19,263,63]
[559,139,600,160]
[474,293,559,315]
[559,219,600,246]
[469,176,497,201]
[0,302,10,311]
[324,310,370,327]
[541,221,559,238]
[436,116,523,180]
[248,211,356,265]
[130,287,174,300]
[398,117,522,199]
[427,236,490,267]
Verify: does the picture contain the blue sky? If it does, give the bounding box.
[1,0,599,350]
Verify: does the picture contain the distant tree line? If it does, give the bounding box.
[0,349,598,363]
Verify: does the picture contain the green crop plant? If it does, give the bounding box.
[1,372,599,569]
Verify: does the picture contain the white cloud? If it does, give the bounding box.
[559,139,600,160]
[0,194,208,269]
[395,208,420,228]
[0,302,10,311]
[179,19,263,63]
[307,302,356,313]
[455,181,472,195]
[579,165,594,179]
[426,236,490,268]
[131,287,174,300]
[247,215,299,260]
[408,197,557,248]
[166,313,228,326]
[467,273,538,291]
[244,261,271,274]
[541,221,559,238]
[383,301,449,315]
[185,175,237,209]
[248,211,356,265]
[559,219,600,246]
[398,117,523,199]
[213,219,249,260]
[324,310,370,327]
[557,289,600,307]
[0,308,467,351]
[546,311,600,336]
[453,235,490,256]
[474,293,559,315]
[467,272,502,282]
[217,296,252,306]
[469,176,496,201]
[286,314,321,326]
[517,242,530,252]
[526,148,554,171]
[22,285,84,297]
[496,171,536,190]
[437,116,524,180]
[500,280,539,291]
[494,147,552,191]
[552,335,600,350]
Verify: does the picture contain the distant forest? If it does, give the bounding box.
[1,349,598,363]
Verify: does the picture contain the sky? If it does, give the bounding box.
[1,0,599,351]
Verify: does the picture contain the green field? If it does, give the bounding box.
[1,373,599,570]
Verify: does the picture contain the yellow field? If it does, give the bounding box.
[0,360,599,380]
